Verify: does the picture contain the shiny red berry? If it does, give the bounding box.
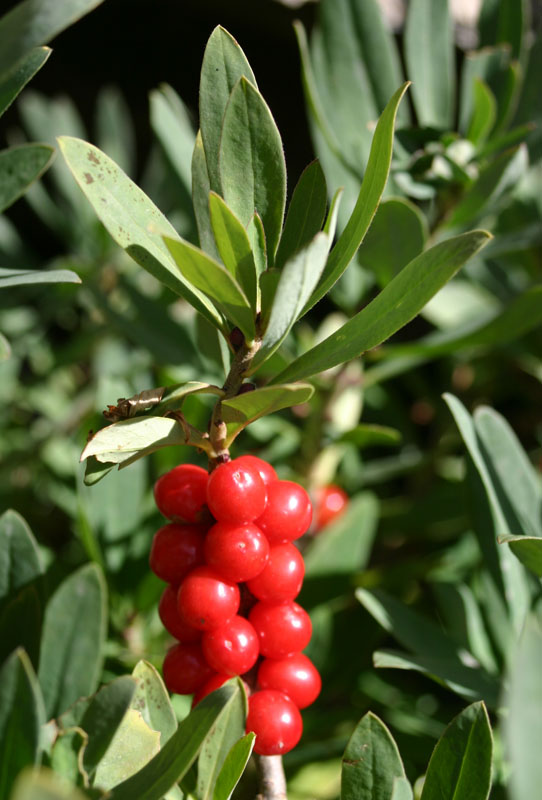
[249,600,312,658]
[206,459,267,523]
[246,690,302,755]
[177,566,240,631]
[234,455,278,487]
[154,464,208,522]
[257,653,321,709]
[202,615,259,675]
[204,520,269,582]
[246,542,304,602]
[149,523,205,583]
[315,484,348,529]
[255,481,312,544]
[159,584,201,643]
[162,642,214,695]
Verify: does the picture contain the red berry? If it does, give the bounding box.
[257,653,321,709]
[162,642,214,694]
[255,480,312,544]
[202,615,259,675]
[159,584,201,643]
[149,523,205,583]
[235,455,278,487]
[178,566,240,631]
[249,601,312,658]
[315,484,348,529]
[204,520,269,582]
[206,459,267,523]
[246,690,302,755]
[154,464,208,522]
[246,542,304,602]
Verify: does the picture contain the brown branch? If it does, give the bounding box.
[255,754,287,800]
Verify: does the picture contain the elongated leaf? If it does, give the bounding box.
[339,424,402,448]
[10,770,90,800]
[304,83,410,311]
[209,192,258,309]
[0,144,54,213]
[0,0,104,78]
[81,676,137,774]
[197,678,246,800]
[247,212,267,274]
[0,266,80,288]
[213,733,255,800]
[479,0,528,61]
[341,711,406,800]
[459,46,514,136]
[192,130,219,258]
[131,661,177,746]
[0,46,50,117]
[404,0,455,129]
[0,509,42,602]
[467,79,497,145]
[275,160,327,269]
[38,563,107,719]
[108,683,238,800]
[219,77,286,263]
[421,702,492,800]
[0,331,10,360]
[199,26,256,194]
[272,231,490,385]
[58,137,223,330]
[220,383,314,446]
[94,708,161,790]
[150,83,195,192]
[498,535,542,577]
[0,649,45,799]
[391,778,414,800]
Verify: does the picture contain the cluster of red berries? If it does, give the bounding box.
[149,455,321,756]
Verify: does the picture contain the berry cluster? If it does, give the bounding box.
[150,456,321,756]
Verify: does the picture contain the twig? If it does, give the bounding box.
[255,754,288,800]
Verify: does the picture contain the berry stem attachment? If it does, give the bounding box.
[255,754,288,800]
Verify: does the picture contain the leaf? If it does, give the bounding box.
[209,192,258,309]
[357,198,427,288]
[131,661,177,746]
[0,0,104,78]
[81,676,137,775]
[57,137,223,330]
[479,0,528,61]
[0,143,54,213]
[192,130,218,258]
[0,509,43,603]
[0,266,81,288]
[504,610,542,800]
[304,83,410,311]
[0,46,50,118]
[0,583,42,670]
[467,79,497,145]
[497,536,542,577]
[275,160,328,269]
[0,331,10,360]
[163,234,255,341]
[272,231,491,385]
[150,83,195,192]
[199,26,256,194]
[404,0,455,129]
[38,563,107,719]
[94,708,161,791]
[391,777,414,800]
[10,769,90,800]
[108,683,238,800]
[341,711,406,800]
[0,649,46,800]
[339,424,402,449]
[219,77,286,264]
[213,733,255,800]
[246,212,267,274]
[197,678,246,800]
[220,383,314,446]
[420,702,492,800]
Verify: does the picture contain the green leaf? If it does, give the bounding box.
[341,711,406,800]
[304,492,378,577]
[81,676,137,775]
[497,536,542,577]
[57,137,223,331]
[219,77,286,263]
[459,46,515,136]
[94,708,161,791]
[0,583,42,671]
[0,649,45,799]
[479,0,528,61]
[504,610,542,800]
[391,777,414,800]
[272,231,490,385]
[150,83,195,192]
[357,198,427,288]
[197,678,246,800]
[0,266,81,288]
[163,234,255,341]
[0,46,50,117]
[404,0,455,129]
[10,769,90,800]
[199,26,256,195]
[0,510,42,603]
[247,212,267,274]
[305,83,410,311]
[220,383,314,446]
[275,160,328,269]
[38,563,107,719]
[421,702,492,800]
[339,424,402,449]
[0,331,10,360]
[213,733,255,800]
[209,192,258,309]
[131,661,177,746]
[0,144,54,213]
[467,79,497,145]
[108,683,238,800]
[192,130,218,259]
[0,0,104,78]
